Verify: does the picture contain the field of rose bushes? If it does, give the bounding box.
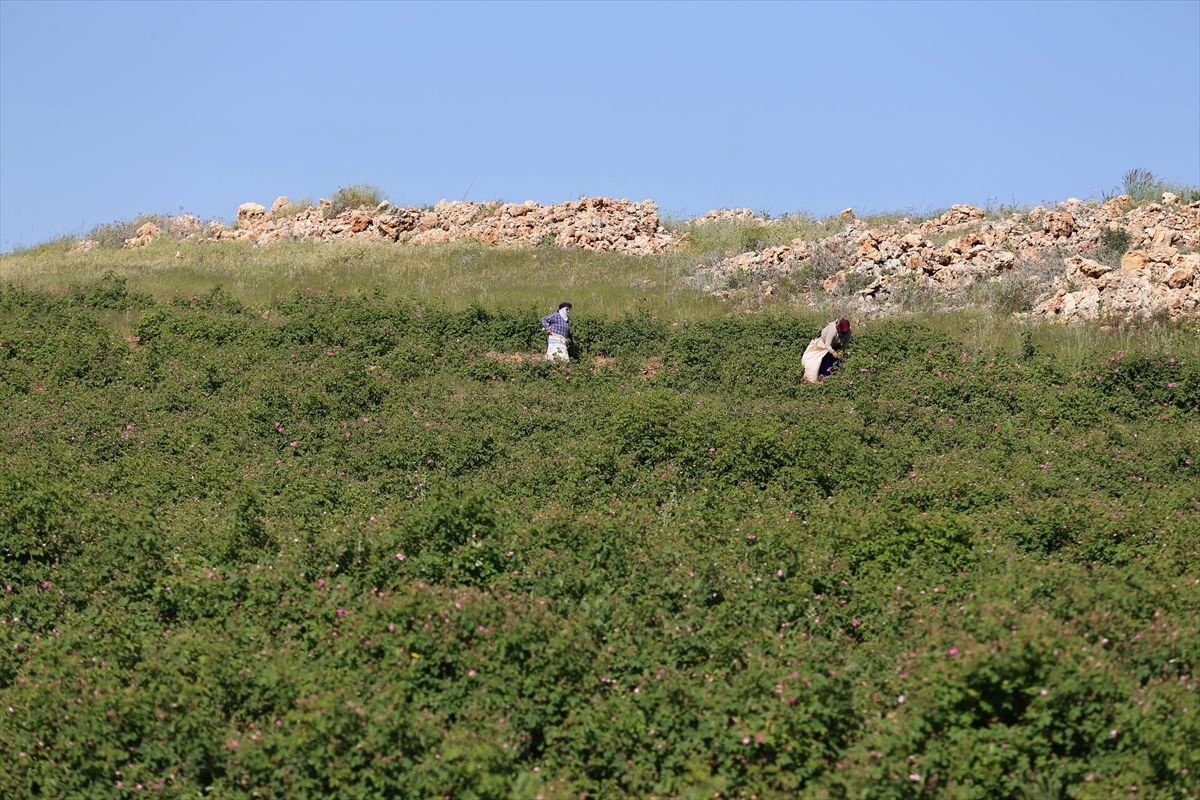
[2,275,1199,799]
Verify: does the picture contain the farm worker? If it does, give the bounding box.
[802,317,851,383]
[540,301,572,361]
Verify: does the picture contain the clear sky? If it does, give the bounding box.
[1,0,1198,251]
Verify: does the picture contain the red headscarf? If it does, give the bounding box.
[836,318,851,334]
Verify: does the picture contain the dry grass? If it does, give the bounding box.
[0,237,728,319]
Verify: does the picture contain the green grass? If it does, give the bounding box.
[0,238,731,319]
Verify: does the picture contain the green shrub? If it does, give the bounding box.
[327,184,386,216]
[1,281,1197,797]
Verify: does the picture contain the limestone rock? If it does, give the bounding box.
[1042,210,1077,238]
[1068,256,1112,278]
[123,222,161,249]
[1121,250,1150,274]
[237,202,267,228]
[1165,266,1194,289]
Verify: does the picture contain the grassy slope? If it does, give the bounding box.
[2,236,1199,797]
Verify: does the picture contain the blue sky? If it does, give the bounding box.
[1,0,1197,251]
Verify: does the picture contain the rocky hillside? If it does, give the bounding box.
[697,195,1200,324]
[72,191,1200,324]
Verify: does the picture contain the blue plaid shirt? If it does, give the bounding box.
[541,310,570,338]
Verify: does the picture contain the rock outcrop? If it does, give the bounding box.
[690,209,776,227]
[210,196,676,256]
[123,222,160,249]
[698,195,1200,324]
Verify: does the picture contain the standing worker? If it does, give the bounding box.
[802,317,851,383]
[541,301,572,361]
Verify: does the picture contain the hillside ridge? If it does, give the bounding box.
[66,192,1200,324]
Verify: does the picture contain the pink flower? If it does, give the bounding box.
[317,579,326,587]
[746,533,758,542]
[1040,463,1050,471]
[289,441,298,447]
[948,646,959,656]
[851,618,861,628]
[336,608,346,616]
[395,553,406,561]
[776,569,785,578]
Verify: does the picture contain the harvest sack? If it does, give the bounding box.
[801,336,835,383]
[545,334,569,361]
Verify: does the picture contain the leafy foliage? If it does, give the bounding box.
[1,282,1197,797]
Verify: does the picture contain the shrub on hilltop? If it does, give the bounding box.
[327,183,387,216]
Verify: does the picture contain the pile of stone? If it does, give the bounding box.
[200,196,678,256]
[1031,239,1199,323]
[690,209,776,226]
[700,194,1200,323]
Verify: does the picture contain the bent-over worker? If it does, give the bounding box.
[802,317,851,383]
